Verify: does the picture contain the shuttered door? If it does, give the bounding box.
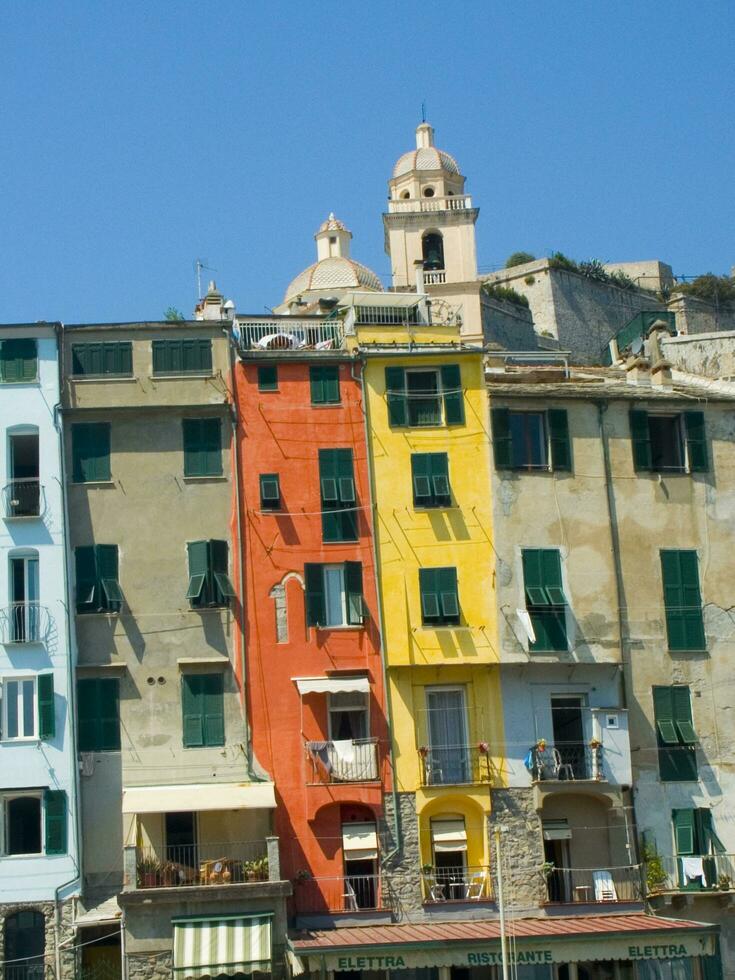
[385,367,407,426]
[660,551,706,651]
[202,674,225,747]
[37,673,55,740]
[441,365,464,425]
[304,564,326,627]
[44,790,67,854]
[182,675,205,747]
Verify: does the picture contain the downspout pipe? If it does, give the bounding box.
[351,355,402,862]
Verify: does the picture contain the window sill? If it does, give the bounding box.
[413,504,454,511]
[182,475,227,482]
[188,605,232,613]
[418,624,462,631]
[151,373,215,381]
[322,539,360,545]
[76,610,121,617]
[70,375,136,383]
[70,481,115,488]
[0,380,40,387]
[667,648,708,654]
[1,852,46,859]
[314,625,364,633]
[0,737,40,744]
[311,403,342,409]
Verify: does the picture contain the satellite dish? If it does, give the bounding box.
[630,336,644,355]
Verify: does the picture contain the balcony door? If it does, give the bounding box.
[342,821,378,910]
[328,692,376,780]
[551,696,587,778]
[8,432,40,517]
[426,687,469,785]
[165,811,198,874]
[10,553,39,642]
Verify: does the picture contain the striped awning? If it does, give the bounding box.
[173,915,271,978]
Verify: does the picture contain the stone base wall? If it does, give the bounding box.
[127,951,172,980]
[380,792,423,916]
[0,899,76,980]
[490,788,546,910]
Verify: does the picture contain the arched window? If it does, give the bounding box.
[400,190,410,200]
[422,232,445,271]
[5,910,45,978]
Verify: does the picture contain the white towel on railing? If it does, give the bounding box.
[331,740,356,764]
[681,856,704,881]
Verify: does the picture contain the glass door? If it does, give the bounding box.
[426,687,469,785]
[10,555,39,642]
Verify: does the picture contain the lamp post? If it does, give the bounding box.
[494,825,510,980]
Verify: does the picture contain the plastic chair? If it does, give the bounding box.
[343,880,359,911]
[464,871,487,900]
[593,870,617,901]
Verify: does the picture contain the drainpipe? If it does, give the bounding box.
[351,356,402,863]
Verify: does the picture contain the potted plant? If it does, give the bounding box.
[161,861,178,887]
[477,741,489,755]
[536,738,547,751]
[642,841,668,895]
[718,873,731,892]
[540,861,555,879]
[137,856,161,888]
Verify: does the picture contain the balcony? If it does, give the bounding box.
[135,840,270,889]
[544,865,643,905]
[306,738,379,784]
[236,317,344,351]
[418,745,495,787]
[421,866,493,904]
[387,195,474,214]
[0,603,50,645]
[3,479,42,519]
[423,270,447,286]
[293,874,390,916]
[531,743,603,782]
[646,853,735,898]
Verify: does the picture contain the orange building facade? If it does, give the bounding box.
[232,324,391,926]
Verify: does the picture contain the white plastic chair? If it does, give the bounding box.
[593,870,617,901]
[464,871,487,900]
[343,880,359,911]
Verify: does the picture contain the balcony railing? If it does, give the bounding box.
[387,195,473,214]
[306,738,379,784]
[423,270,447,286]
[422,866,493,903]
[136,840,268,889]
[354,305,420,326]
[544,865,643,904]
[531,743,602,781]
[293,874,388,914]
[3,479,42,518]
[418,745,494,786]
[0,603,50,644]
[4,967,45,980]
[236,318,344,351]
[646,853,735,895]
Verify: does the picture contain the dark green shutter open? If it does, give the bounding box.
[77,679,98,751]
[441,365,464,425]
[491,408,513,469]
[187,541,210,605]
[419,568,440,620]
[673,809,695,855]
[1,339,37,382]
[654,686,698,781]
[259,474,281,509]
[672,686,697,744]
[183,418,222,477]
[630,410,652,471]
[344,561,364,625]
[182,674,204,747]
[44,790,67,855]
[38,674,55,740]
[75,546,97,611]
[661,550,705,651]
[72,423,111,483]
[522,549,567,651]
[385,366,407,427]
[211,540,236,602]
[304,563,326,627]
[684,411,708,473]
[97,545,122,608]
[412,454,432,504]
[202,674,225,746]
[438,567,459,622]
[320,449,357,542]
[548,409,571,472]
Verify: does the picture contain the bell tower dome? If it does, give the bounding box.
[384,122,479,291]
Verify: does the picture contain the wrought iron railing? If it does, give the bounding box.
[354,305,420,326]
[421,866,493,903]
[418,745,494,786]
[306,738,379,784]
[136,840,268,888]
[3,479,42,518]
[646,853,735,895]
[4,966,46,980]
[543,865,642,903]
[236,318,344,350]
[531,742,602,781]
[0,603,49,644]
[293,874,388,914]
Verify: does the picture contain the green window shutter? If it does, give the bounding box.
[702,940,723,980]
[1,339,37,382]
[72,422,111,483]
[672,809,695,855]
[438,566,459,622]
[541,550,566,605]
[672,686,697,744]
[107,341,132,376]
[183,418,222,477]
[344,561,364,625]
[258,365,278,391]
[210,540,236,603]
[259,473,281,509]
[75,546,98,611]
[661,551,705,651]
[152,340,169,374]
[304,563,326,627]
[96,545,122,609]
[491,408,513,469]
[182,675,204,747]
[684,411,708,473]
[412,453,432,504]
[441,365,464,425]
[187,540,210,606]
[548,409,571,472]
[419,568,440,620]
[430,453,450,504]
[523,549,567,651]
[630,410,652,472]
[310,366,325,404]
[77,679,98,751]
[320,449,357,542]
[202,674,225,746]
[72,344,90,376]
[38,673,55,740]
[44,790,67,855]
[98,678,121,751]
[385,366,407,427]
[655,685,697,781]
[323,366,340,403]
[336,450,355,504]
[522,550,548,607]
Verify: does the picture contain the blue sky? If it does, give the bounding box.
[1,0,733,323]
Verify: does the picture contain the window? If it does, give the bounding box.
[491,408,571,472]
[1,674,54,742]
[419,568,460,626]
[259,474,281,510]
[342,821,379,909]
[5,911,46,974]
[75,545,122,613]
[0,339,37,383]
[181,673,225,747]
[431,817,468,884]
[672,809,725,888]
[319,449,358,542]
[310,365,340,405]
[522,549,568,652]
[77,678,120,752]
[660,550,706,651]
[71,422,111,483]
[630,410,708,474]
[2,792,66,855]
[385,365,464,427]
[422,232,445,271]
[7,430,41,518]
[9,553,40,642]
[182,418,222,477]
[186,540,236,608]
[425,688,469,783]
[411,453,450,508]
[71,341,133,377]
[257,365,278,391]
[152,338,212,375]
[329,691,368,741]
[653,686,697,782]
[304,562,364,628]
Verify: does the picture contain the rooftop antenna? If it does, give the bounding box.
[421,100,427,123]
[194,258,217,300]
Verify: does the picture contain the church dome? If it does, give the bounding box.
[392,123,460,178]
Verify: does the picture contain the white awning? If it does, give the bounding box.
[343,822,378,861]
[173,914,271,978]
[294,676,369,696]
[122,782,276,814]
[432,819,467,853]
[339,291,423,308]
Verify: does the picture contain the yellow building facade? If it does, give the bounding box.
[356,318,503,898]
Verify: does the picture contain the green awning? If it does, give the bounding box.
[173,915,271,978]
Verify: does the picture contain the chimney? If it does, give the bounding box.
[625,355,652,386]
[196,281,226,320]
[647,318,673,387]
